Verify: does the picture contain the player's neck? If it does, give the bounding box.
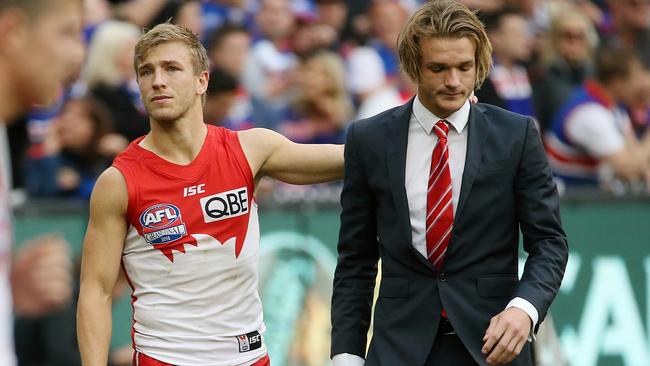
[141,115,208,165]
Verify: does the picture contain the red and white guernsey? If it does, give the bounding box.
[113,125,266,365]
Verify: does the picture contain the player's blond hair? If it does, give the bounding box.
[134,23,209,77]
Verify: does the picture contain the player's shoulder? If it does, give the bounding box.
[236,127,282,141]
[236,127,287,155]
[90,167,128,212]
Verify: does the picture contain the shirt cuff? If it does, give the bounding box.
[506,297,538,342]
[332,353,365,366]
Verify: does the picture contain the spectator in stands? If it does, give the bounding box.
[83,20,149,141]
[243,0,296,105]
[347,47,405,120]
[111,0,168,28]
[534,3,598,132]
[148,0,204,39]
[25,97,126,200]
[603,0,650,68]
[544,47,650,189]
[475,8,536,118]
[207,23,251,79]
[291,14,338,58]
[204,67,254,130]
[201,0,253,38]
[0,1,84,364]
[314,0,349,43]
[367,0,409,82]
[279,51,351,144]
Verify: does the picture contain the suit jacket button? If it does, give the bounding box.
[439,273,447,282]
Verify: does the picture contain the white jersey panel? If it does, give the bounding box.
[123,203,265,366]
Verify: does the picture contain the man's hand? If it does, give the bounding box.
[482,307,531,365]
[11,234,73,317]
[469,91,478,104]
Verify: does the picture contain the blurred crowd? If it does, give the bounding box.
[5,0,650,202]
[5,1,650,365]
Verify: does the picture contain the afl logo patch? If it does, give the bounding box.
[139,204,188,245]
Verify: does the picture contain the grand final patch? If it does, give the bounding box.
[139,203,188,245]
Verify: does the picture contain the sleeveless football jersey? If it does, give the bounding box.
[113,125,266,366]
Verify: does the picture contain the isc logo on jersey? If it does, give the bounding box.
[139,204,188,245]
[199,187,248,223]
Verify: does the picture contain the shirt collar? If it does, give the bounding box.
[412,95,470,135]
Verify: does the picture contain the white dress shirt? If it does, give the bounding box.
[333,96,537,366]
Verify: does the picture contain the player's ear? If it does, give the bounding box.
[197,70,209,95]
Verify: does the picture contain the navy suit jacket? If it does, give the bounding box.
[331,100,568,366]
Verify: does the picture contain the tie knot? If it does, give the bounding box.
[433,120,449,139]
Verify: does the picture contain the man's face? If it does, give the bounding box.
[616,60,648,107]
[416,37,476,118]
[492,14,532,64]
[555,18,591,65]
[210,31,251,77]
[370,2,407,51]
[256,0,294,41]
[7,2,84,110]
[316,1,347,33]
[612,0,650,31]
[137,41,208,124]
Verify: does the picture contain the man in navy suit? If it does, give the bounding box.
[330,1,568,365]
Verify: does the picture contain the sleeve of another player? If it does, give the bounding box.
[77,167,129,366]
[331,123,378,359]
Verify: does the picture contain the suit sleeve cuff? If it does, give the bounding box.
[332,353,365,366]
[507,297,538,342]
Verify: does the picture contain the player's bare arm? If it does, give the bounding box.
[77,167,129,366]
[238,128,344,184]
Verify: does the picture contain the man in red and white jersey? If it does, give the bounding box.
[77,23,343,366]
[0,1,84,365]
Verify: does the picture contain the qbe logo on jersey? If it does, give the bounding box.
[139,203,188,245]
[200,187,248,223]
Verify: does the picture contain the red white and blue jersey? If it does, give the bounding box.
[544,80,624,186]
[113,125,266,366]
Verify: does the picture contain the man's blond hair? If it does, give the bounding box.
[397,0,492,89]
[134,23,209,77]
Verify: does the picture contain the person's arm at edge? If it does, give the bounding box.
[77,167,128,366]
[482,117,568,365]
[237,128,344,184]
[514,118,568,314]
[331,122,378,361]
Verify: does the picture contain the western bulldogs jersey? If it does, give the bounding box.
[113,125,266,365]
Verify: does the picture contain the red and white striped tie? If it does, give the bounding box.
[426,120,454,270]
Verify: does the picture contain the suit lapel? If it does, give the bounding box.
[385,100,439,271]
[455,104,489,221]
[385,100,414,250]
